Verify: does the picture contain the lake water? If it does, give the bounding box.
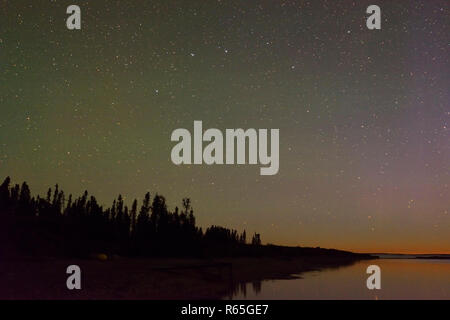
[231,259,450,299]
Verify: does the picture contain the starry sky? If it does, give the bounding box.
[1,0,449,253]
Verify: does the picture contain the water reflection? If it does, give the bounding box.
[226,280,261,299]
[227,259,450,300]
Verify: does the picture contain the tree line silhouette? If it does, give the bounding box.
[0,176,262,258]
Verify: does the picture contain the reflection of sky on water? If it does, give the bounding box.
[230,259,450,300]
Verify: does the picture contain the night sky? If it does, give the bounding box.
[1,0,448,253]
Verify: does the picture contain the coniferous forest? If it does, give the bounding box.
[0,176,263,258]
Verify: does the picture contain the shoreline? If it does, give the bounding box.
[1,255,376,299]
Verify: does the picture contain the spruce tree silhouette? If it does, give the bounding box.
[0,176,11,210]
[0,176,264,258]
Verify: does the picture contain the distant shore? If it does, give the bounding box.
[372,253,450,260]
[1,254,376,299]
[415,255,450,260]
